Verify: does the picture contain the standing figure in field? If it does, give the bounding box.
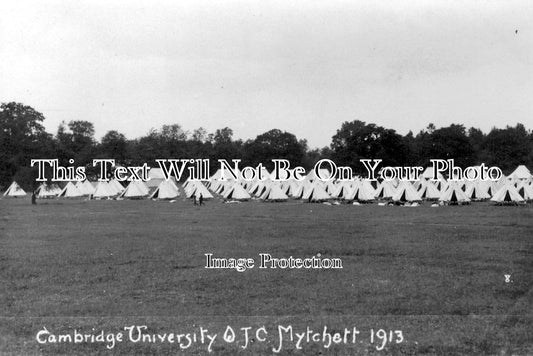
[31,190,36,205]
[199,193,204,206]
[193,195,197,205]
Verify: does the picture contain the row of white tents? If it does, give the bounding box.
[203,166,533,204]
[3,165,533,205]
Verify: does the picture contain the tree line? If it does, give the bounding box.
[1,101,532,189]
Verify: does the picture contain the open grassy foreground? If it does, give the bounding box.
[0,196,532,355]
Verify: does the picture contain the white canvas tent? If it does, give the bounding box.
[35,183,61,198]
[109,179,125,193]
[344,180,376,202]
[58,182,83,198]
[281,181,300,198]
[509,165,531,180]
[214,181,231,195]
[516,181,533,201]
[147,168,166,188]
[76,180,96,195]
[118,180,149,199]
[324,181,337,194]
[464,181,491,201]
[3,181,27,197]
[331,181,353,199]
[418,180,441,200]
[92,181,119,199]
[185,181,213,199]
[149,180,180,199]
[223,183,251,201]
[302,183,331,202]
[375,181,396,200]
[249,180,270,197]
[491,183,525,204]
[392,182,422,202]
[260,184,288,201]
[439,183,470,204]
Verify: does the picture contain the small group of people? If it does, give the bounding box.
[193,193,204,206]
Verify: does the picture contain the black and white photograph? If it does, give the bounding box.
[1,1,532,355]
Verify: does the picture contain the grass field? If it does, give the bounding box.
[1,196,532,355]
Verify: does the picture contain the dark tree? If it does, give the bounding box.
[243,129,306,170]
[302,146,332,170]
[468,127,485,164]
[330,120,409,174]
[412,124,475,167]
[160,124,188,141]
[211,127,243,162]
[0,102,53,188]
[99,130,128,162]
[483,124,531,173]
[213,127,234,145]
[191,127,208,143]
[428,124,475,167]
[54,120,96,167]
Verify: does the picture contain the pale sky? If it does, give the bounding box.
[1,0,532,148]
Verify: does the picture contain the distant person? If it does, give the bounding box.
[31,191,36,205]
[193,195,197,205]
[199,193,204,206]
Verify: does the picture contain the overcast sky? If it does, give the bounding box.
[1,0,532,147]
